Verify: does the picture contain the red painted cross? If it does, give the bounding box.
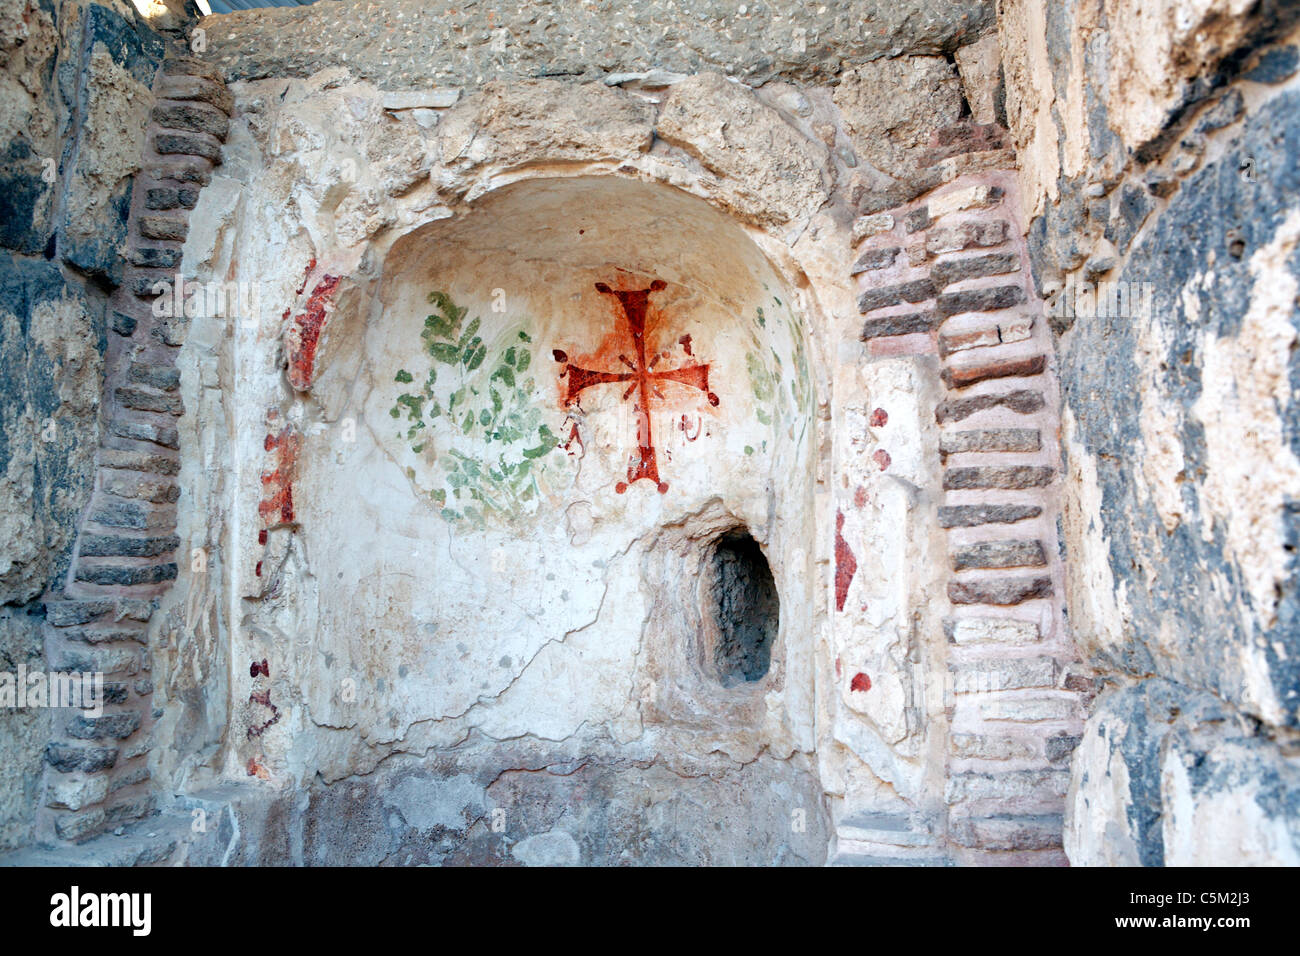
[557,280,718,494]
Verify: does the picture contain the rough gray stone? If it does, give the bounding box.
[951,539,1047,570]
[931,252,1019,289]
[936,389,1045,424]
[202,0,996,88]
[938,503,1043,527]
[948,576,1053,605]
[861,311,935,340]
[857,278,935,313]
[936,283,1028,317]
[940,428,1041,455]
[944,465,1055,490]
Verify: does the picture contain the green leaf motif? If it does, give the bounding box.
[393,290,562,527]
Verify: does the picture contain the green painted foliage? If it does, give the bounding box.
[390,290,562,525]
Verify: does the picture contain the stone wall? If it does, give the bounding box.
[999,0,1300,864]
[200,0,995,88]
[4,0,1297,867]
[0,0,172,851]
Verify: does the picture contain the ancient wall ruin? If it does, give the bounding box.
[1,0,1297,866]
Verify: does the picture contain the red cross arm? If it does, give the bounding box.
[564,364,633,404]
[650,363,719,406]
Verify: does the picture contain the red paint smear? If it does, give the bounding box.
[246,756,269,779]
[853,485,869,509]
[834,509,857,613]
[850,672,872,692]
[286,273,340,390]
[679,333,693,356]
[259,424,301,527]
[562,421,585,458]
[250,658,269,678]
[295,259,316,296]
[254,560,263,577]
[258,528,268,545]
[559,279,718,494]
[247,688,281,739]
[869,407,888,427]
[873,449,891,471]
[680,414,702,442]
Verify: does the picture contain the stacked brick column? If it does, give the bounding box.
[852,151,1090,863]
[40,52,231,843]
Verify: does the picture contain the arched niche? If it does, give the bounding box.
[257,176,821,776]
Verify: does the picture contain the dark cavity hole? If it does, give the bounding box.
[707,530,778,686]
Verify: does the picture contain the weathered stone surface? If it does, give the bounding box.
[936,389,1045,424]
[138,216,189,242]
[944,466,1054,490]
[835,56,964,194]
[951,733,1039,759]
[109,418,180,449]
[1059,88,1300,733]
[45,599,156,628]
[130,246,182,269]
[980,695,1075,722]
[0,256,104,606]
[56,8,162,283]
[202,0,996,87]
[1063,680,1295,866]
[857,278,935,313]
[850,246,900,275]
[904,206,931,233]
[153,132,223,164]
[74,562,178,587]
[102,473,180,503]
[941,354,1046,389]
[949,576,1053,605]
[152,102,231,140]
[127,362,181,392]
[953,32,1002,125]
[657,73,830,224]
[939,503,1043,528]
[177,754,831,866]
[931,252,1019,289]
[98,447,179,478]
[852,213,895,241]
[66,712,142,741]
[78,533,180,558]
[45,743,119,775]
[939,313,1034,355]
[940,428,1041,455]
[928,184,1003,220]
[950,814,1063,850]
[952,656,1056,691]
[946,769,1067,804]
[144,186,200,210]
[146,159,212,186]
[861,311,935,340]
[110,312,138,336]
[936,283,1028,317]
[157,74,234,115]
[114,386,184,416]
[951,539,1047,570]
[926,219,1010,254]
[945,617,1040,644]
[436,78,653,177]
[61,623,147,645]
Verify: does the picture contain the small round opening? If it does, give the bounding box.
[705,530,779,686]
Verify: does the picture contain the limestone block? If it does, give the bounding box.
[656,72,830,224]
